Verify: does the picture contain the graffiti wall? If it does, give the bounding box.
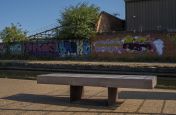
[122,36,164,56]
[58,40,91,57]
[59,40,77,57]
[91,33,176,60]
[9,43,23,55]
[25,41,59,57]
[0,33,175,61]
[82,40,91,55]
[0,43,6,55]
[93,39,123,54]
[76,40,91,56]
[23,40,91,58]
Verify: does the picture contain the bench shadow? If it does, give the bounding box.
[2,91,176,110]
[2,94,118,110]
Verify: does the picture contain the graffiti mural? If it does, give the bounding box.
[83,40,91,55]
[93,35,165,56]
[9,43,22,55]
[0,34,170,60]
[0,43,6,55]
[25,40,91,57]
[77,40,83,55]
[93,39,123,54]
[25,41,59,57]
[58,40,91,57]
[122,36,165,55]
[25,42,33,55]
[153,39,164,56]
[122,36,154,52]
[59,40,77,57]
[76,40,91,56]
[123,43,153,52]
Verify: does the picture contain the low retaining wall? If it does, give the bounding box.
[0,33,176,62]
[91,33,176,61]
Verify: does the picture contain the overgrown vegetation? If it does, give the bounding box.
[58,2,100,40]
[0,23,27,43]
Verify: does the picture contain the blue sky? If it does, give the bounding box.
[0,0,125,35]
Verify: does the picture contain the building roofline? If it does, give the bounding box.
[100,11,125,22]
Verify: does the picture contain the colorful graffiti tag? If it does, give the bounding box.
[153,39,164,56]
[82,40,91,55]
[23,40,91,57]
[0,43,6,55]
[25,41,58,57]
[58,40,91,57]
[123,43,153,52]
[77,40,91,56]
[9,43,22,55]
[93,35,165,56]
[93,39,123,54]
[59,40,77,57]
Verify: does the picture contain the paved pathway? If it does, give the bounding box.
[0,78,176,115]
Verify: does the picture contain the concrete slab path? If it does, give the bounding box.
[0,78,176,115]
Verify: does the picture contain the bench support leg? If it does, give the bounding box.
[108,87,118,106]
[70,86,84,102]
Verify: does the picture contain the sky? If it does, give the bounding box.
[0,0,125,35]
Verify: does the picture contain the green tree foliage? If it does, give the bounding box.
[58,2,100,39]
[0,23,27,43]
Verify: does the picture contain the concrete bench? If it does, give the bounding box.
[37,73,157,106]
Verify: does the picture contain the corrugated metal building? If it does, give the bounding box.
[125,0,176,32]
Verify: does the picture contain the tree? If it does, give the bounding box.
[0,23,27,43]
[58,2,100,39]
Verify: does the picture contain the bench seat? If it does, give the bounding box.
[37,73,157,106]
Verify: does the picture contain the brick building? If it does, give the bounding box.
[96,11,125,33]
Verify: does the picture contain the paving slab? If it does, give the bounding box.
[163,100,176,114]
[138,100,164,114]
[0,78,176,115]
[114,99,144,113]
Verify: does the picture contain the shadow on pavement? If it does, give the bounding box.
[2,94,119,110]
[2,91,176,109]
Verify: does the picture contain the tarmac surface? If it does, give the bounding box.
[0,78,176,115]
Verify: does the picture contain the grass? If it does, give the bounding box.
[0,70,176,89]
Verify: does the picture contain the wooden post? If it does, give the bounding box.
[108,87,118,106]
[70,85,84,102]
